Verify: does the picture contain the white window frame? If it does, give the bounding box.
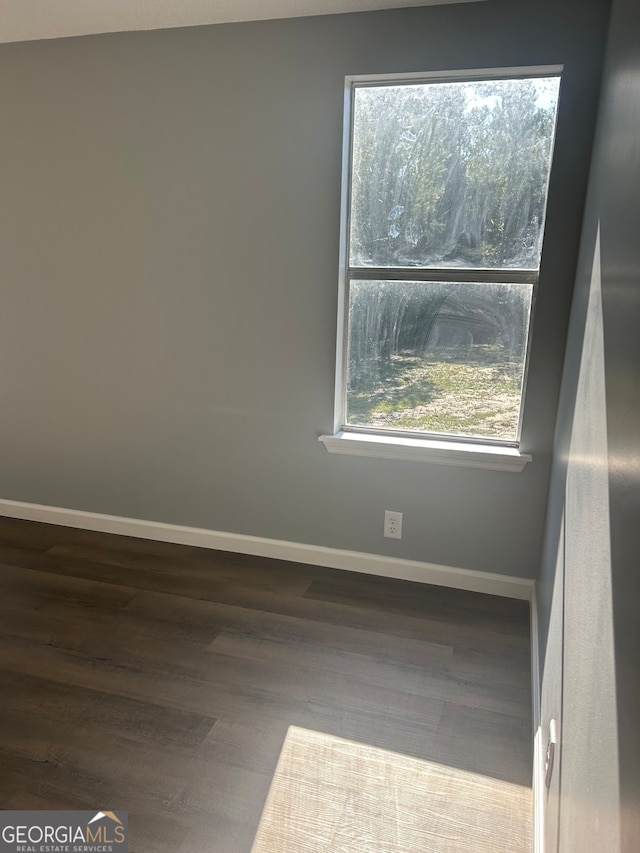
[320,65,563,471]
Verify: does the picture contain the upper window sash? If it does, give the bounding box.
[345,68,562,276]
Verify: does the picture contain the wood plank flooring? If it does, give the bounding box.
[0,517,532,852]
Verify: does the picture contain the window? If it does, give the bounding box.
[322,68,561,469]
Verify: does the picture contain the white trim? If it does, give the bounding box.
[319,431,531,471]
[332,73,353,435]
[531,586,545,853]
[533,724,546,853]
[346,65,564,87]
[0,497,534,600]
[530,584,541,731]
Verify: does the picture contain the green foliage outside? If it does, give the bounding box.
[347,347,523,440]
[346,281,531,441]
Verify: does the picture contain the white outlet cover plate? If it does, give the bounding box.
[384,510,403,539]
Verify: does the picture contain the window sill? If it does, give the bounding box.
[318,431,531,472]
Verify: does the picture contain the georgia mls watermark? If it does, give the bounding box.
[0,811,128,853]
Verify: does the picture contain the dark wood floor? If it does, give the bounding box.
[0,517,532,852]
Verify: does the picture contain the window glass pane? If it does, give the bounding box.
[345,281,533,441]
[349,77,560,269]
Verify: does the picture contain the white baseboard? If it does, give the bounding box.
[533,725,545,853]
[530,585,541,731]
[0,497,534,600]
[531,587,544,853]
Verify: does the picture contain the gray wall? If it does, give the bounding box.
[0,0,608,577]
[537,0,639,847]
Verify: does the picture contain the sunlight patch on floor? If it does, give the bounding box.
[251,726,531,853]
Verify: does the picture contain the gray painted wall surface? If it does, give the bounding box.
[537,0,640,847]
[0,0,607,576]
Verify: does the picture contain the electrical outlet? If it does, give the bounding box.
[384,510,403,539]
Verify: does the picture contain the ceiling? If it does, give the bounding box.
[0,0,485,45]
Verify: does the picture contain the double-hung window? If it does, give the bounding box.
[322,67,561,470]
